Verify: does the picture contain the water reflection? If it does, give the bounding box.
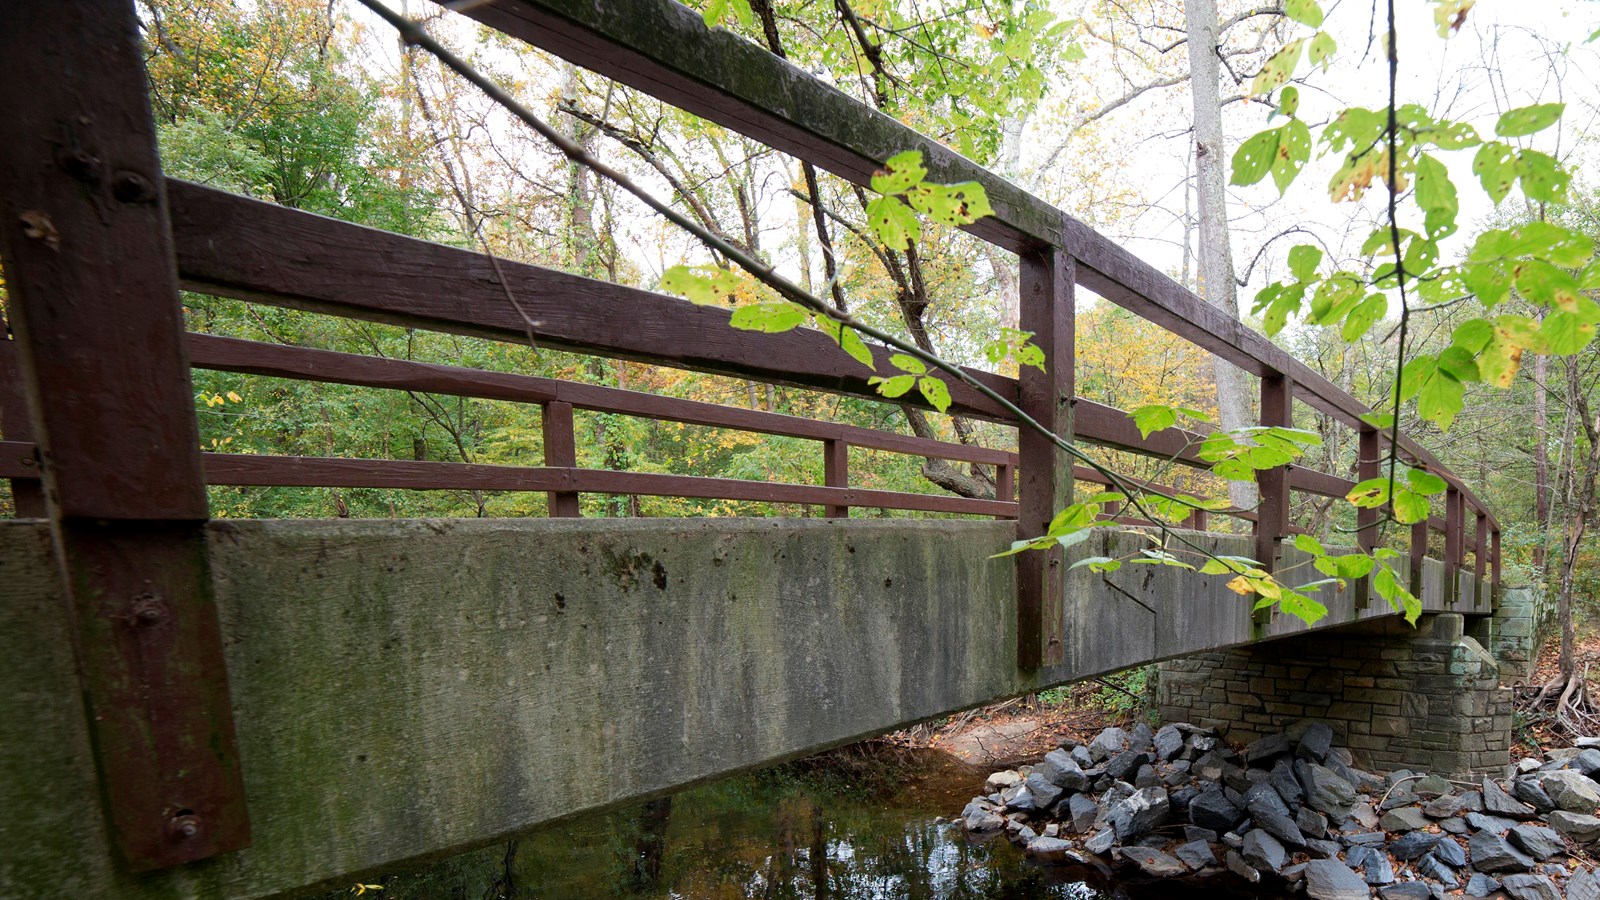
[352,748,1252,899]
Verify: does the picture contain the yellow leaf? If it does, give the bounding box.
[1226,575,1254,595]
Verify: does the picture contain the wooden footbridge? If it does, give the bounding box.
[0,1,1501,897]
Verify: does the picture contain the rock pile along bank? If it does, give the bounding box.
[960,721,1600,899]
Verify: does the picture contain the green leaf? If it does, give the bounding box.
[1070,556,1122,572]
[1543,311,1596,355]
[918,376,952,412]
[865,195,920,250]
[1231,128,1280,187]
[1496,102,1565,138]
[889,353,927,374]
[1341,294,1387,342]
[1271,120,1312,194]
[817,318,876,369]
[1054,529,1091,551]
[1413,153,1458,239]
[1473,141,1518,204]
[1250,40,1304,97]
[1131,404,1178,439]
[1308,30,1336,71]
[907,181,993,226]
[1347,477,1390,508]
[1293,534,1325,555]
[868,374,917,398]
[1277,86,1300,118]
[729,302,808,333]
[1315,553,1375,580]
[1288,244,1323,281]
[1518,149,1570,203]
[1279,590,1329,626]
[1374,563,1421,625]
[1285,0,1323,27]
[660,264,740,306]
[1407,469,1448,495]
[870,150,927,195]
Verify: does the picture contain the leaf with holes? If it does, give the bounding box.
[1496,102,1564,138]
[1288,244,1322,281]
[918,376,952,412]
[1518,149,1570,203]
[870,150,927,195]
[1341,293,1387,342]
[868,374,917,398]
[1250,39,1304,96]
[661,264,742,306]
[729,302,808,333]
[1270,119,1312,194]
[1231,128,1281,187]
[1473,141,1518,204]
[1285,0,1323,27]
[1414,153,1458,239]
[866,195,920,250]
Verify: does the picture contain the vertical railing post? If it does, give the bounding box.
[996,462,1015,507]
[1256,375,1292,575]
[1445,486,1464,605]
[0,0,249,868]
[1410,520,1429,595]
[1354,426,1380,609]
[542,400,581,517]
[1016,245,1074,672]
[1186,508,1210,531]
[823,438,849,518]
[1474,511,1489,603]
[0,339,46,516]
[1491,527,1502,603]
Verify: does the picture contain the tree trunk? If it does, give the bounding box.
[1535,349,1550,569]
[1185,0,1257,512]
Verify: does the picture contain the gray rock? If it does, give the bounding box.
[1174,839,1216,870]
[1129,722,1154,751]
[1153,724,1185,761]
[1106,787,1170,841]
[1512,777,1556,813]
[1549,810,1600,842]
[1414,774,1453,798]
[1298,761,1358,820]
[1350,802,1381,829]
[1120,847,1187,878]
[1441,817,1469,834]
[1272,757,1305,810]
[1025,836,1080,863]
[1540,769,1600,813]
[1423,794,1464,818]
[1070,745,1094,769]
[1483,777,1537,819]
[1463,872,1500,897]
[1242,828,1288,872]
[1434,836,1467,867]
[1470,830,1535,873]
[1345,831,1388,845]
[1572,749,1600,777]
[1417,852,1459,887]
[1358,849,1396,885]
[1378,885,1434,900]
[1380,790,1420,811]
[965,810,1005,832]
[1006,785,1040,812]
[1024,773,1064,811]
[1184,825,1218,843]
[1298,723,1334,763]
[1192,751,1227,781]
[1303,858,1370,900]
[1106,749,1151,782]
[1246,783,1305,847]
[1500,873,1563,900]
[1067,792,1098,833]
[1134,765,1162,790]
[1190,789,1243,833]
[1298,806,1328,839]
[1088,726,1130,762]
[1507,824,1565,861]
[1381,807,1431,832]
[1569,867,1600,900]
[1306,838,1343,858]
[1085,827,1116,854]
[1246,732,1292,767]
[1390,830,1442,860]
[1466,811,1518,833]
[1037,749,1090,791]
[1226,850,1261,883]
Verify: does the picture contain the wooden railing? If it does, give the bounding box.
[0,0,1500,870]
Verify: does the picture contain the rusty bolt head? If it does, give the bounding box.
[55,147,101,182]
[167,813,202,842]
[110,170,158,205]
[131,593,166,627]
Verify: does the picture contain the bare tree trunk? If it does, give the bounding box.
[1535,350,1551,569]
[1186,0,1257,512]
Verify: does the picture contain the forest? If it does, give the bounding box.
[5,1,1599,698]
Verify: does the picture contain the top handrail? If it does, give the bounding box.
[445,0,1496,532]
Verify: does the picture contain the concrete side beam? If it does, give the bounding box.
[0,519,1458,899]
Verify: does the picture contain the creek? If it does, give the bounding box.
[334,746,1275,899]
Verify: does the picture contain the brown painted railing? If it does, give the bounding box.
[0,0,1499,870]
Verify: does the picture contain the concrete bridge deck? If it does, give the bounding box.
[2,517,1492,899]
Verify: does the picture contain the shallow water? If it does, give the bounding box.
[346,748,1269,899]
